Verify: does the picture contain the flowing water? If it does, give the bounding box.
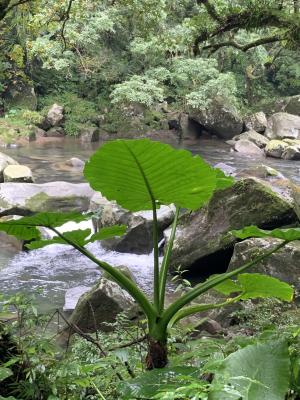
[0,135,300,311]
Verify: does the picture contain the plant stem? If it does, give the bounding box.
[160,240,288,329]
[50,227,157,323]
[158,206,180,313]
[152,201,160,312]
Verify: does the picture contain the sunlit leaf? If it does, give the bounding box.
[214,273,293,302]
[84,139,233,212]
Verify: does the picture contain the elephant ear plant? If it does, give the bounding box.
[0,139,296,369]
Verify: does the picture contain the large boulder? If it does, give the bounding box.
[189,98,243,140]
[234,130,269,149]
[166,178,297,270]
[228,238,300,287]
[46,104,64,127]
[90,193,175,254]
[3,165,33,183]
[265,140,289,158]
[244,112,268,133]
[0,182,94,215]
[234,139,264,156]
[265,113,300,140]
[65,278,137,333]
[0,152,18,182]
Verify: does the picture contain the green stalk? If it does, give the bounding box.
[152,201,160,312]
[51,227,157,323]
[168,295,243,327]
[158,206,180,313]
[160,240,288,329]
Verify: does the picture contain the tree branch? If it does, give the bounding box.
[196,0,223,23]
[0,0,31,20]
[202,34,283,54]
[193,3,294,55]
[60,0,74,51]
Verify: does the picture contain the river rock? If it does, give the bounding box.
[265,112,300,140]
[234,139,264,155]
[282,145,300,160]
[90,193,175,254]
[234,130,269,148]
[46,127,65,137]
[166,178,297,270]
[189,98,243,140]
[244,112,268,133]
[265,140,289,158]
[47,104,64,127]
[214,163,237,177]
[80,127,99,143]
[3,165,33,183]
[63,286,91,313]
[65,157,85,169]
[228,238,300,286]
[65,277,137,332]
[0,152,18,182]
[0,182,94,215]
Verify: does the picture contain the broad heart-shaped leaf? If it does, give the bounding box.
[0,212,88,240]
[214,273,293,302]
[84,139,233,212]
[118,366,201,399]
[26,225,126,250]
[231,225,300,242]
[210,340,290,400]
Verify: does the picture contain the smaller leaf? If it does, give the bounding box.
[214,278,242,295]
[88,225,126,243]
[231,225,300,242]
[238,274,293,302]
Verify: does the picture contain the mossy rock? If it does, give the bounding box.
[167,178,297,270]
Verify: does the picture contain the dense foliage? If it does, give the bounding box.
[1,0,300,135]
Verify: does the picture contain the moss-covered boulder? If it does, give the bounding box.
[189,98,243,140]
[228,238,300,286]
[0,181,94,215]
[265,140,289,158]
[3,165,33,183]
[166,178,297,270]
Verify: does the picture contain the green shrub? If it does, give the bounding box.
[39,92,99,136]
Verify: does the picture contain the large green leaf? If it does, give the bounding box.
[0,212,88,240]
[214,273,293,302]
[210,340,290,400]
[84,139,233,212]
[27,225,126,250]
[231,225,300,242]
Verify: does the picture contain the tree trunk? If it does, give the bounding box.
[146,336,168,369]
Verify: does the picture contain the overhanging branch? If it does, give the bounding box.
[202,34,283,53]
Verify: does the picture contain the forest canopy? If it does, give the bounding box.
[1,0,300,134]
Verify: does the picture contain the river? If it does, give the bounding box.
[0,135,299,312]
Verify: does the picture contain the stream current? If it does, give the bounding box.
[0,135,299,312]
